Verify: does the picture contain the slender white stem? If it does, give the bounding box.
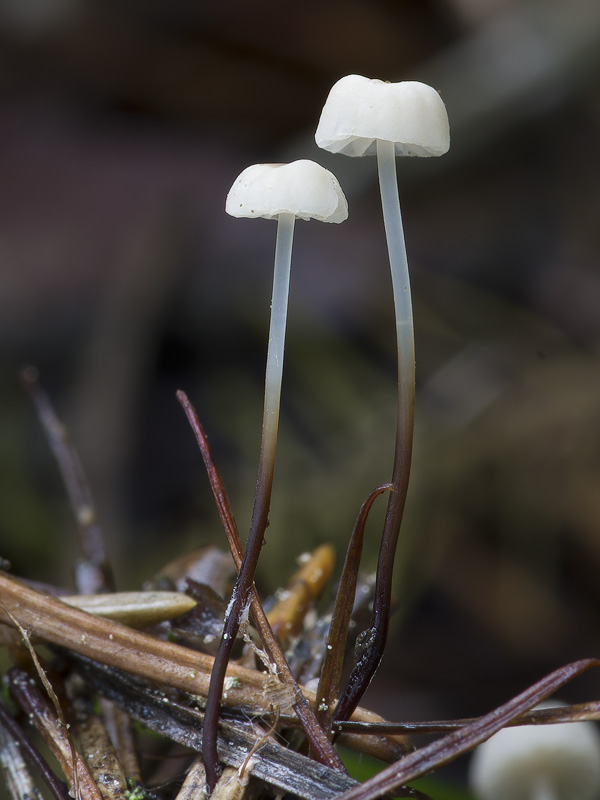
[258,211,296,490]
[372,141,416,638]
[202,211,296,789]
[376,138,415,402]
[334,141,418,723]
[375,138,415,580]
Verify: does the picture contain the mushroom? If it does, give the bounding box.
[225,160,347,484]
[469,702,600,800]
[315,75,450,721]
[202,159,347,790]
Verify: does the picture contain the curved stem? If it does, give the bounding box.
[203,213,296,790]
[374,139,415,627]
[316,483,392,738]
[335,139,415,722]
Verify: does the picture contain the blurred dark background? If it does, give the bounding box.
[2,0,600,768]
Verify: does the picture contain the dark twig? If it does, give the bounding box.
[334,429,412,725]
[0,721,42,800]
[315,483,392,736]
[8,667,103,800]
[0,697,71,800]
[335,659,600,800]
[177,390,345,779]
[334,700,600,735]
[20,366,114,594]
[19,367,144,781]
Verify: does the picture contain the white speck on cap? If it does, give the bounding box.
[225,160,348,223]
[315,74,450,158]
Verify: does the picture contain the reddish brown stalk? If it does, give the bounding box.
[176,390,345,784]
[336,659,600,800]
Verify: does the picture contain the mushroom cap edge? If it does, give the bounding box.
[225,159,348,223]
[315,74,450,158]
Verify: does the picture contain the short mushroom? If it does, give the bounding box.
[202,159,347,791]
[315,74,450,721]
[470,701,600,800]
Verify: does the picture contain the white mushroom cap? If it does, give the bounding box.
[225,160,348,223]
[315,74,450,158]
[469,702,600,800]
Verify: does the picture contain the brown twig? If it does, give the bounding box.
[8,667,102,800]
[67,675,129,799]
[99,698,142,784]
[334,700,600,735]
[0,571,267,709]
[20,367,147,783]
[0,697,71,800]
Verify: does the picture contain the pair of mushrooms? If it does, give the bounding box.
[203,74,450,786]
[208,76,600,800]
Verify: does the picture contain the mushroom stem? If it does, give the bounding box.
[334,139,415,722]
[207,159,347,789]
[374,138,415,625]
[258,211,296,499]
[203,212,298,789]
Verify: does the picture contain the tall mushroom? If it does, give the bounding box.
[203,159,347,790]
[315,75,450,721]
[470,702,600,800]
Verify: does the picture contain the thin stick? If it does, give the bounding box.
[177,391,345,774]
[0,698,70,800]
[20,367,144,779]
[8,667,102,800]
[20,366,114,594]
[334,700,600,735]
[202,213,299,789]
[0,721,43,800]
